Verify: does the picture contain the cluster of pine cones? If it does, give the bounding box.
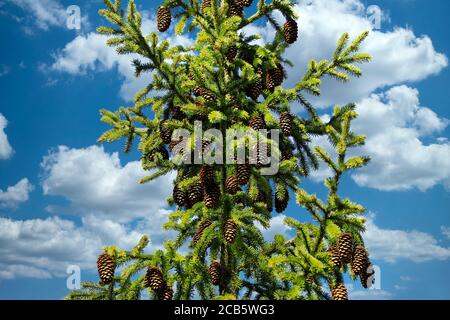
[328,233,375,300]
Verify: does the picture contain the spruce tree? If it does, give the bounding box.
[67,0,373,300]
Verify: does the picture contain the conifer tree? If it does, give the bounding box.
[67,0,373,300]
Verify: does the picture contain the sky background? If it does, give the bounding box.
[0,0,449,300]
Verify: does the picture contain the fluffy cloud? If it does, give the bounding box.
[0,211,174,279]
[0,113,13,160]
[309,86,450,191]
[41,145,174,222]
[351,86,450,191]
[257,215,293,241]
[4,0,89,32]
[364,214,450,263]
[0,178,34,209]
[49,12,193,101]
[441,226,450,240]
[244,0,447,107]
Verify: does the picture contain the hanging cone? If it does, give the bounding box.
[201,0,212,12]
[249,114,266,131]
[280,112,293,136]
[351,245,369,275]
[238,0,253,7]
[332,283,348,300]
[360,263,375,289]
[171,106,185,121]
[173,185,187,207]
[281,145,294,161]
[338,233,353,263]
[226,46,238,62]
[97,253,115,284]
[225,175,240,195]
[328,246,341,268]
[160,121,173,144]
[161,285,173,300]
[157,7,171,32]
[266,64,284,91]
[209,261,221,285]
[246,68,263,100]
[146,267,165,292]
[193,219,212,244]
[224,219,237,244]
[229,1,244,17]
[275,195,288,213]
[204,183,220,209]
[237,164,251,185]
[188,183,204,206]
[283,18,298,44]
[200,166,215,186]
[194,87,216,102]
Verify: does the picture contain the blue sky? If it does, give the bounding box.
[0,0,449,300]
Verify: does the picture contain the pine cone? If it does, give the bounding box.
[201,0,212,12]
[173,185,187,207]
[360,263,375,289]
[146,267,165,292]
[238,0,253,7]
[225,175,240,195]
[200,166,215,186]
[338,233,353,263]
[280,112,293,136]
[275,192,289,213]
[161,285,173,300]
[204,183,220,209]
[194,87,216,102]
[171,106,185,120]
[97,253,115,284]
[281,145,294,161]
[224,219,237,244]
[283,18,298,44]
[351,245,368,275]
[209,261,221,285]
[328,246,341,268]
[160,122,173,144]
[157,7,171,32]
[266,64,284,91]
[237,164,251,185]
[229,1,244,17]
[226,46,238,62]
[332,283,348,301]
[193,219,212,244]
[188,183,204,207]
[249,114,266,131]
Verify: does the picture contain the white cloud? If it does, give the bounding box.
[257,215,293,241]
[350,289,393,300]
[351,86,450,191]
[364,214,450,263]
[5,0,89,32]
[0,64,10,77]
[48,12,193,101]
[0,113,14,160]
[244,0,447,107]
[441,226,450,240]
[0,178,34,209]
[0,208,175,279]
[41,145,174,223]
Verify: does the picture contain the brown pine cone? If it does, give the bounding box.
[224,219,237,244]
[97,253,115,284]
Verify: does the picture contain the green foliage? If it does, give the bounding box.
[68,0,372,300]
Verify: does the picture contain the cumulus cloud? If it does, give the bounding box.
[0,208,175,279]
[351,86,450,191]
[257,215,293,241]
[243,0,447,107]
[48,12,193,101]
[364,214,450,263]
[4,0,88,32]
[0,178,34,209]
[41,145,174,222]
[441,226,450,240]
[0,113,13,160]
